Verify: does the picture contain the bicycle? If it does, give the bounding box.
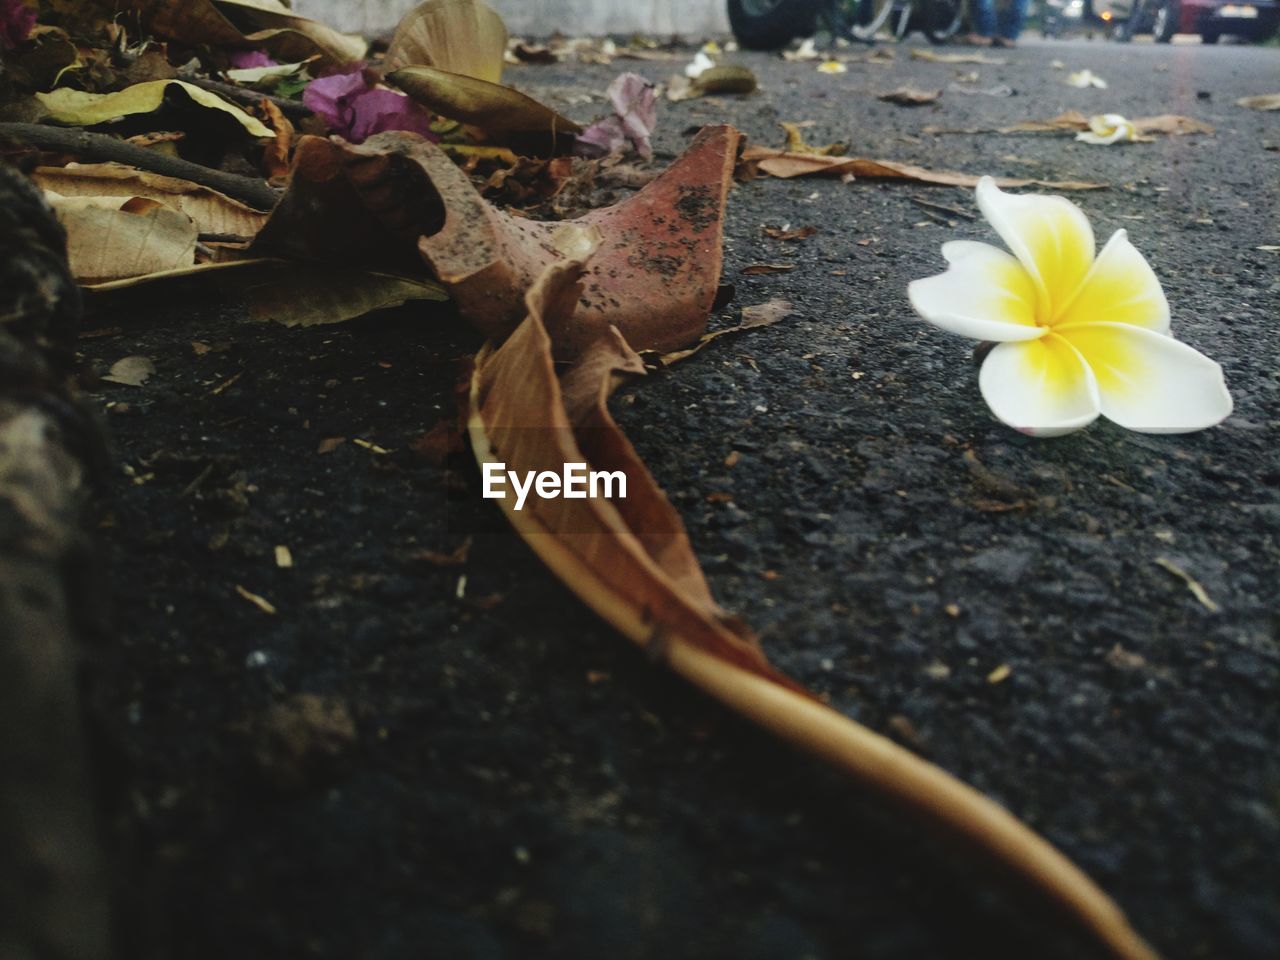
[728,0,966,49]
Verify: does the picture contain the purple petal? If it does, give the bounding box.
[229,49,276,69]
[1,0,37,50]
[605,72,657,158]
[574,116,628,159]
[347,87,435,142]
[302,66,368,134]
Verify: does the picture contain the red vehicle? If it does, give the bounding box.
[1109,0,1280,42]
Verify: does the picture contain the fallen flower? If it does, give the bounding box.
[1,0,36,49]
[783,38,819,61]
[817,59,847,74]
[575,72,657,159]
[1076,113,1138,145]
[1066,69,1107,89]
[684,51,715,78]
[908,178,1231,436]
[303,64,433,143]
[228,50,276,70]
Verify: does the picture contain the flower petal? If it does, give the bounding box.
[975,177,1095,324]
[907,241,1043,342]
[979,334,1101,436]
[1054,229,1169,333]
[1058,322,1232,432]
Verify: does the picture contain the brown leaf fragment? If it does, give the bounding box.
[741,263,795,275]
[651,299,793,366]
[102,355,156,387]
[316,437,346,454]
[317,125,740,357]
[409,418,467,465]
[1237,93,1280,111]
[1154,557,1220,613]
[739,146,1106,190]
[879,87,942,107]
[408,537,473,568]
[384,0,509,80]
[763,224,817,241]
[910,48,1006,65]
[234,583,277,615]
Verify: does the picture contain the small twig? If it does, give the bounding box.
[179,74,312,122]
[910,195,976,221]
[0,122,281,211]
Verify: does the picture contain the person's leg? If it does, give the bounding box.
[996,0,1030,38]
[969,0,997,37]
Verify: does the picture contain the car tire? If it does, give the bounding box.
[1201,29,1219,42]
[1152,0,1178,40]
[727,0,826,50]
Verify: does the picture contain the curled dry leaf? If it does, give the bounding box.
[284,125,739,356]
[383,0,509,81]
[995,110,1213,137]
[739,145,1106,190]
[48,192,198,283]
[469,256,793,682]
[387,65,581,148]
[36,80,274,138]
[910,48,1005,64]
[33,163,269,237]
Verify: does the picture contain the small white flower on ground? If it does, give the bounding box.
[1067,69,1108,89]
[907,177,1232,436]
[1076,114,1137,145]
[685,51,715,78]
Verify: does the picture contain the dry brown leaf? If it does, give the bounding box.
[763,224,817,241]
[384,0,509,80]
[467,255,1159,960]
[48,192,198,283]
[34,163,269,238]
[469,259,791,679]
[741,263,795,275]
[780,121,846,156]
[284,125,738,357]
[934,111,1214,138]
[1132,114,1214,136]
[256,100,294,180]
[1237,93,1280,111]
[739,146,1106,190]
[879,86,942,107]
[387,65,581,148]
[651,298,794,365]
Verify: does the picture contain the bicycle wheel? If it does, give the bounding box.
[727,0,827,49]
[921,0,964,41]
[849,0,900,40]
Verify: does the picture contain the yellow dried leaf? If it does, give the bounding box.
[47,192,198,283]
[387,65,582,142]
[36,80,274,137]
[33,163,269,237]
[384,0,509,80]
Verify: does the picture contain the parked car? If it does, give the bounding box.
[1099,0,1280,42]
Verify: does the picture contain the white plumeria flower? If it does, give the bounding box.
[684,51,715,78]
[1076,113,1137,145]
[908,178,1232,437]
[1067,69,1108,89]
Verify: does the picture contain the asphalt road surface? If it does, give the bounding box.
[85,33,1278,960]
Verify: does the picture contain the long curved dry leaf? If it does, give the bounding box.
[468,258,797,683]
[36,80,274,138]
[33,163,268,238]
[383,0,508,80]
[247,264,446,327]
[468,255,1161,960]
[327,125,737,355]
[386,65,581,145]
[739,145,1106,190]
